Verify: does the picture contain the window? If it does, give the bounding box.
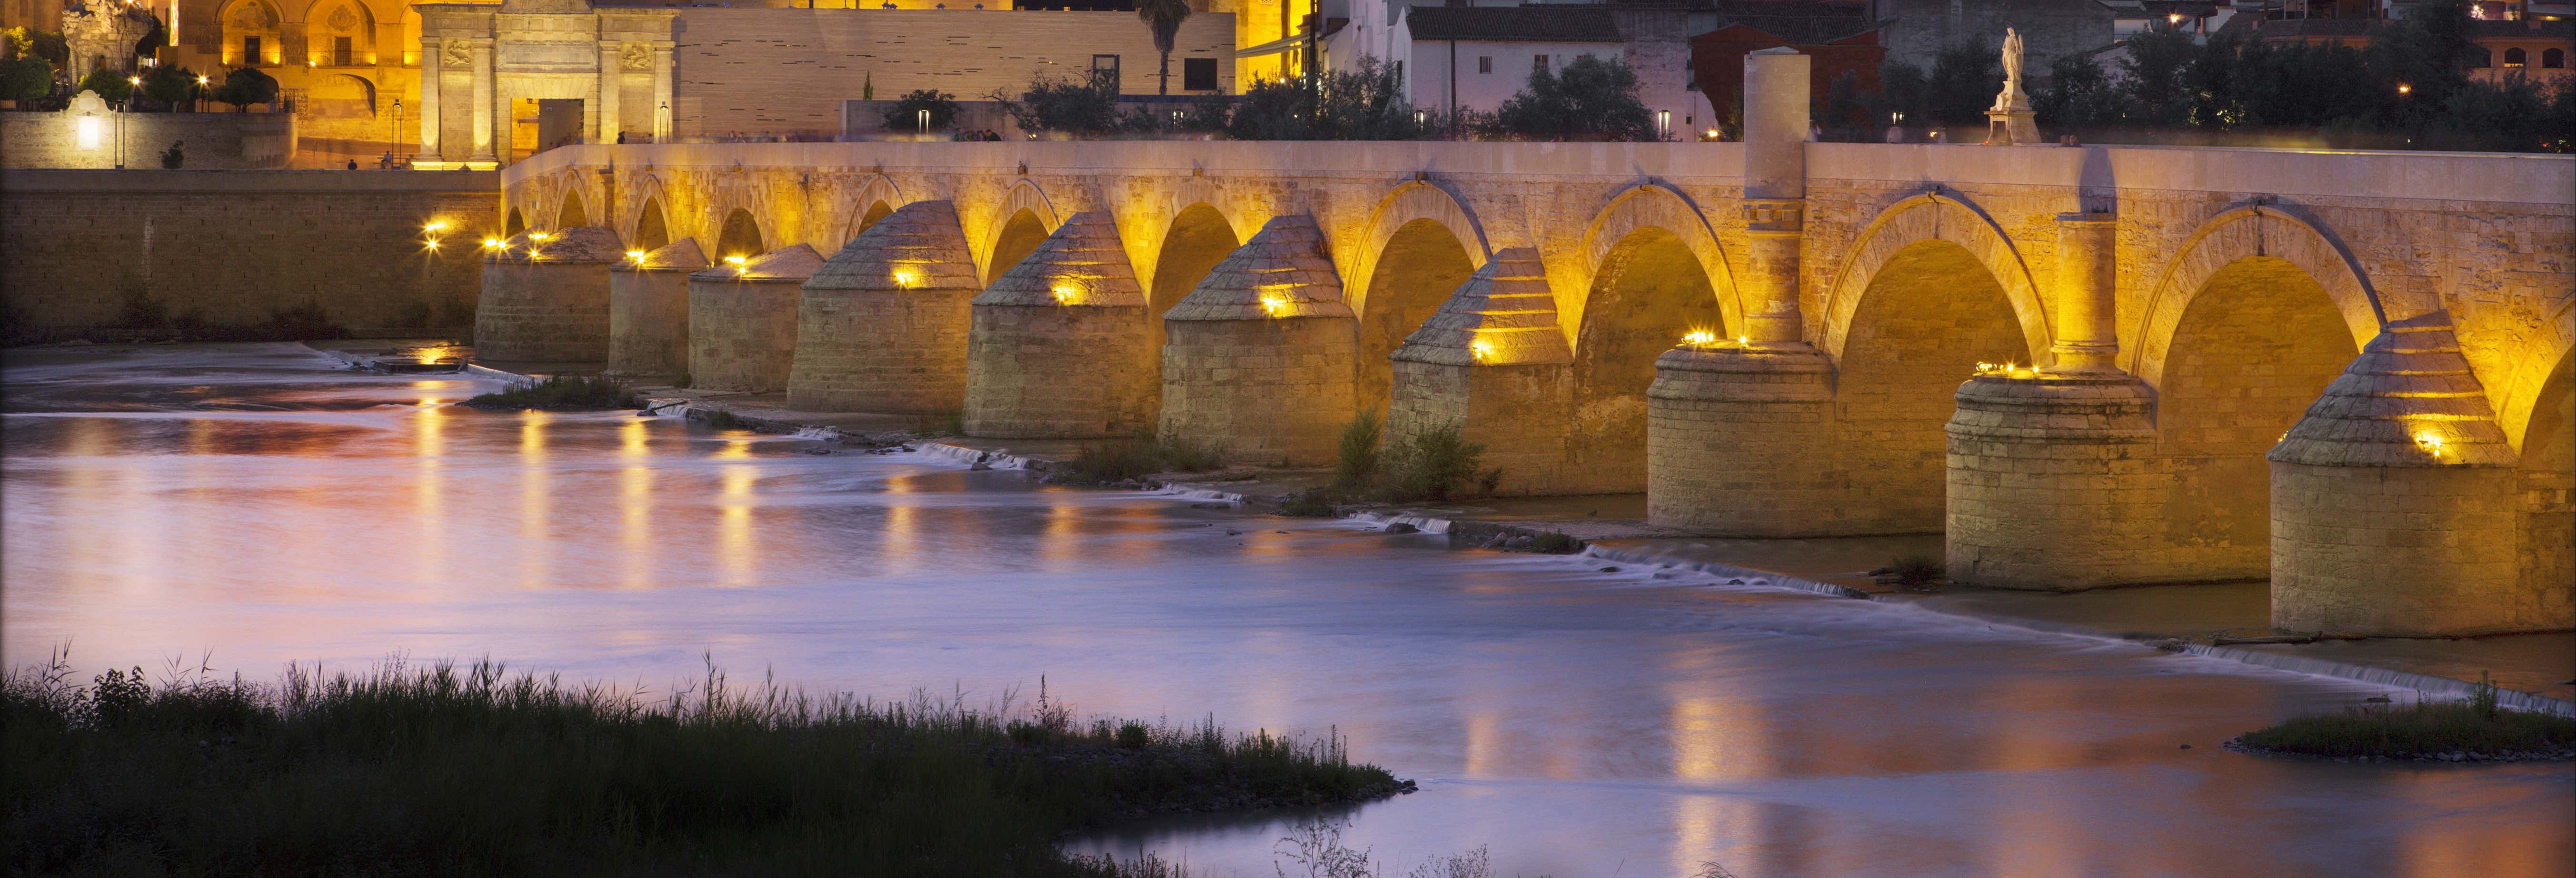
[1476,56,1491,74]
[1532,54,1548,74]
[1091,54,1120,91]
[2504,47,2526,67]
[333,36,352,67]
[243,36,261,66]
[2546,48,2566,69]
[1183,57,1217,91]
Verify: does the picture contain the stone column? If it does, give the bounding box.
[688,245,828,393]
[491,60,513,166]
[608,238,709,379]
[2269,312,2535,637]
[1944,372,2161,589]
[962,212,1156,438]
[1739,46,1808,346]
[1157,215,1358,467]
[474,226,629,363]
[788,201,980,413]
[418,39,442,159]
[468,40,495,164]
[2047,212,2118,374]
[594,44,621,144]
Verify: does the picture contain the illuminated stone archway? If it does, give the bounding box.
[1148,203,1243,354]
[980,181,1062,284]
[1820,194,2049,367]
[1839,237,2034,534]
[2130,205,2383,391]
[1572,184,1742,343]
[1350,181,1488,321]
[1568,227,1726,494]
[843,174,906,243]
[714,208,765,260]
[1356,217,1479,418]
[556,188,589,229]
[631,197,671,252]
[2155,255,2359,579]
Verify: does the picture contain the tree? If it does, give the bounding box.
[988,69,1119,135]
[1923,39,2000,127]
[76,68,131,104]
[139,64,196,109]
[882,88,959,131]
[2,27,69,68]
[212,66,277,111]
[0,55,53,103]
[2033,52,2118,130]
[1224,57,1423,140]
[1135,0,1190,96]
[2119,23,2197,127]
[1488,54,1653,140]
[1868,59,1928,129]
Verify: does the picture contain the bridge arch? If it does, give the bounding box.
[2501,298,2576,454]
[703,180,777,258]
[2129,205,2383,390]
[1826,193,2046,533]
[621,173,676,250]
[1820,193,2050,366]
[1351,181,1489,321]
[844,173,906,243]
[1148,202,1246,354]
[1566,184,1738,493]
[981,180,1063,283]
[556,188,589,229]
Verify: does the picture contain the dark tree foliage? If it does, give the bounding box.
[1816,69,1868,137]
[1225,57,1425,140]
[2,27,69,67]
[75,68,131,103]
[139,63,196,108]
[1135,0,1190,95]
[2033,52,2119,129]
[1923,39,2001,127]
[1868,59,1928,128]
[0,55,52,102]
[1488,54,1654,141]
[989,69,1120,135]
[212,66,277,111]
[882,88,960,130]
[2118,23,2199,127]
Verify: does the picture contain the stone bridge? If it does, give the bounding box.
[489,86,2572,639]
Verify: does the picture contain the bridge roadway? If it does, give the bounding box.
[486,93,2571,640]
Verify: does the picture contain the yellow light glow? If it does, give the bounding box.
[424,239,439,249]
[2168,12,2183,23]
[725,255,748,266]
[1682,330,1716,346]
[2397,83,2412,95]
[1470,339,1495,360]
[127,77,139,86]
[2415,431,2447,453]
[1260,294,1287,315]
[626,250,646,261]
[196,76,208,85]
[1051,283,1079,304]
[1736,335,1750,346]
[423,220,448,233]
[892,268,921,288]
[482,237,504,249]
[528,231,550,242]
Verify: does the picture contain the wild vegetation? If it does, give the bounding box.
[461,375,644,411]
[883,88,962,131]
[2,651,1408,877]
[1049,434,1226,485]
[2232,676,2576,760]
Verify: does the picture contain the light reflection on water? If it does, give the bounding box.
[3,344,2570,878]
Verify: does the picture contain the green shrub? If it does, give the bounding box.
[0,56,50,103]
[991,69,1119,135]
[1333,412,1381,488]
[1,651,1403,876]
[1485,54,1654,141]
[73,69,127,103]
[2236,682,2576,759]
[1274,487,1338,518]
[1888,553,1944,589]
[1378,422,1489,503]
[463,375,644,412]
[1053,435,1223,485]
[211,66,278,111]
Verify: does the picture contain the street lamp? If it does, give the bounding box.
[194,74,209,111]
[917,108,929,132]
[388,98,403,168]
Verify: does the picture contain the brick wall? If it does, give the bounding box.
[0,169,496,337]
[672,9,1237,138]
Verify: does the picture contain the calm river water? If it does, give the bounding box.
[4,344,2569,877]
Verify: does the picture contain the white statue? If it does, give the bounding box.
[2001,28,2025,97]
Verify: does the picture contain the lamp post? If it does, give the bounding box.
[917,107,929,133]
[388,98,402,168]
[194,74,208,111]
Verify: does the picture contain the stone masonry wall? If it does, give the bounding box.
[1,169,496,338]
[2,111,298,170]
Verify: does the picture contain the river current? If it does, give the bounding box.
[3,343,2568,877]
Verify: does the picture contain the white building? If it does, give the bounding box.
[1321,0,1700,132]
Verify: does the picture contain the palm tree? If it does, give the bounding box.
[1136,0,1192,95]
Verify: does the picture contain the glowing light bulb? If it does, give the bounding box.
[2415,431,2447,454]
[724,255,748,266]
[1051,283,1079,304]
[626,250,646,261]
[892,268,921,288]
[1736,335,1750,346]
[482,237,504,249]
[528,231,550,242]
[424,239,439,249]
[1260,294,1287,315]
[1470,339,1495,360]
[1682,330,1716,346]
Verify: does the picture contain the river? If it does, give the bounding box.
[4,343,2568,877]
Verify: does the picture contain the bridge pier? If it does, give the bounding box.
[963,211,1156,438]
[473,226,624,363]
[687,245,823,393]
[1386,248,1575,495]
[2269,313,2541,636]
[607,238,706,380]
[1159,215,1358,466]
[787,201,977,414]
[1645,345,1838,534]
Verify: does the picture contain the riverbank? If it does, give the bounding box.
[426,347,2575,717]
[0,653,1406,877]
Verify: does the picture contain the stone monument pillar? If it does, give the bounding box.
[1984,28,2040,146]
[1646,46,1840,533]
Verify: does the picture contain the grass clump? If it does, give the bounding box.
[1333,413,1382,489]
[462,375,643,411]
[1276,487,1341,518]
[2234,676,2576,760]
[3,651,1407,877]
[1880,553,1945,591]
[1377,421,1496,503]
[1053,434,1225,485]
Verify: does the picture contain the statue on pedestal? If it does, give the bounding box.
[1985,27,2041,146]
